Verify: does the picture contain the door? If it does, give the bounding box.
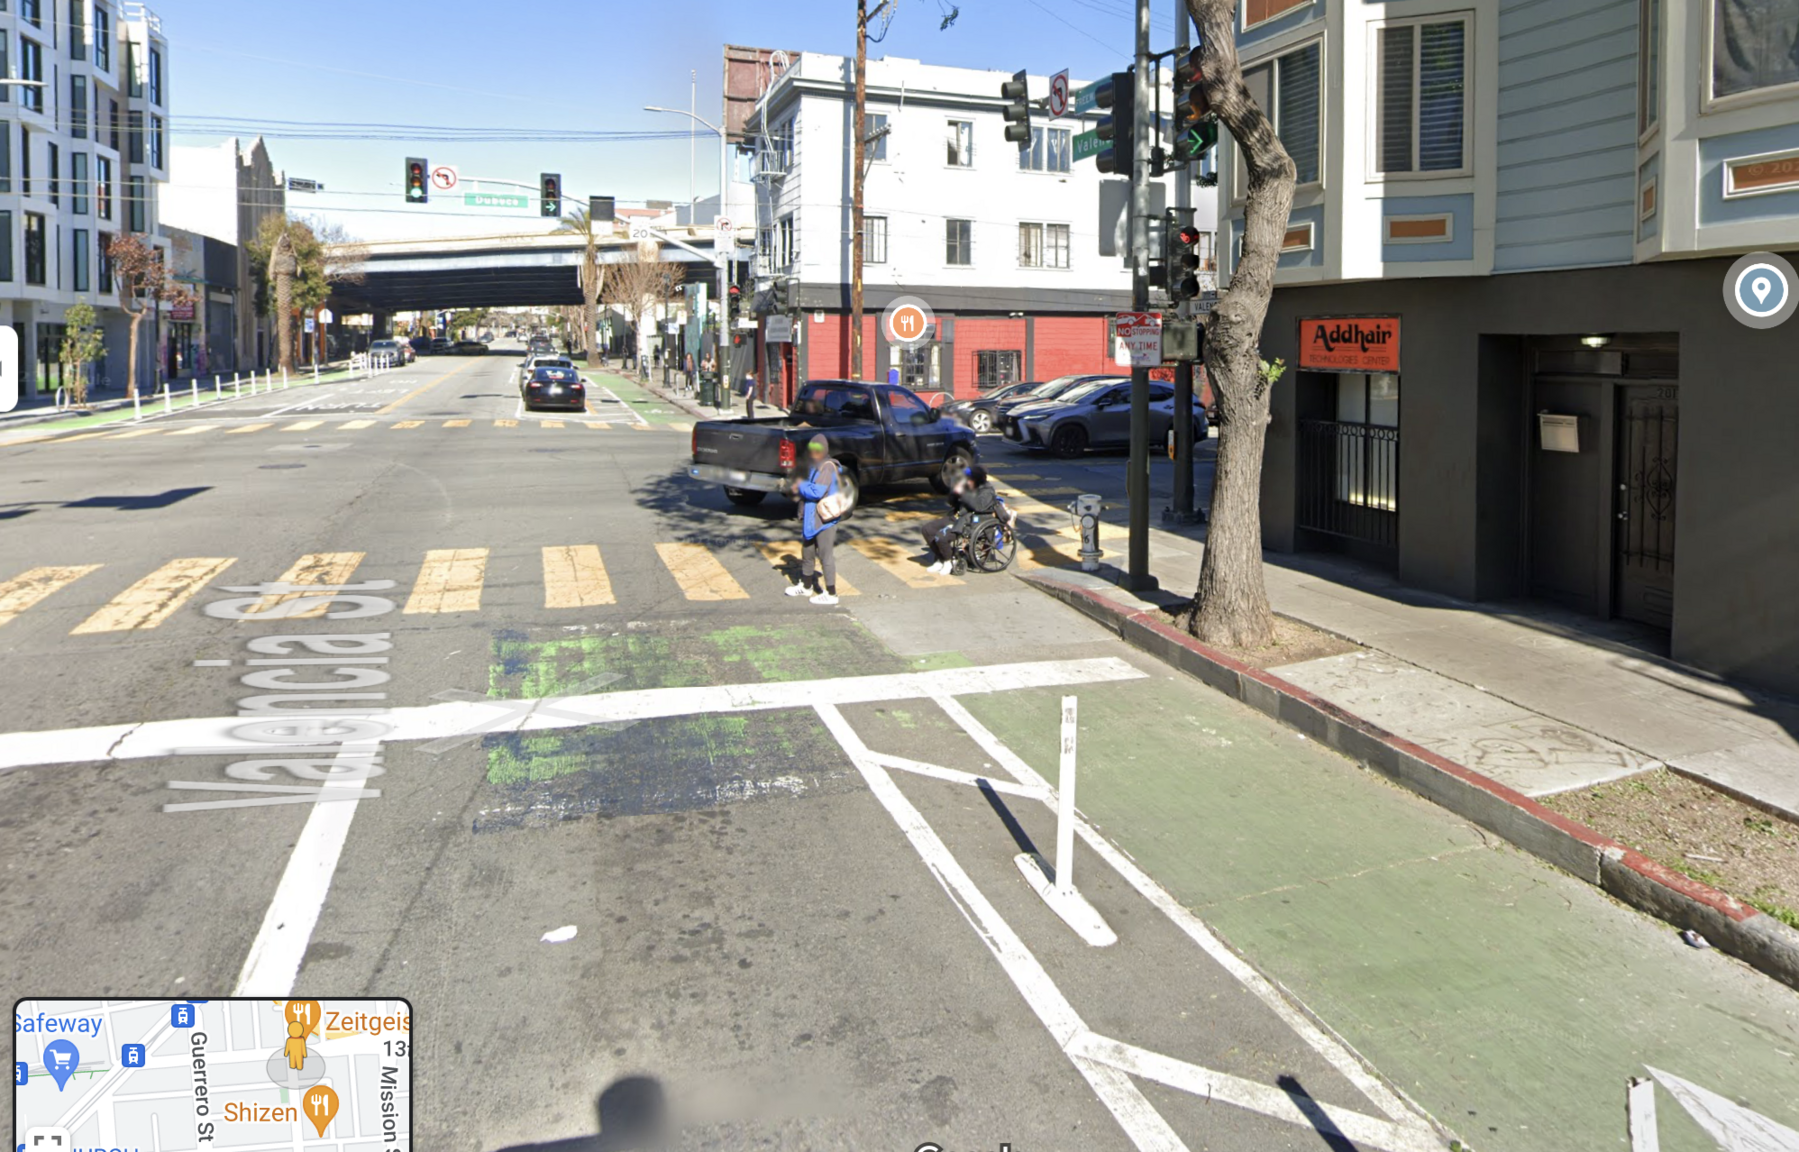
[1613,384,1678,629]
[1088,385,1134,446]
[880,385,948,479]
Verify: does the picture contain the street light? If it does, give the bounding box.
[645,102,734,401]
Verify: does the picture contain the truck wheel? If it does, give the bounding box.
[1050,424,1088,458]
[723,487,767,507]
[930,448,974,494]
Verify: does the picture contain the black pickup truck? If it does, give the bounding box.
[689,380,979,515]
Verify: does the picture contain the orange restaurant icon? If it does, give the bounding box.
[1297,316,1400,373]
[887,304,929,344]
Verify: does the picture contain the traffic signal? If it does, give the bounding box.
[540,173,561,218]
[405,157,428,205]
[1170,48,1219,170]
[589,195,615,223]
[1094,70,1134,176]
[1163,207,1202,305]
[1000,69,1031,148]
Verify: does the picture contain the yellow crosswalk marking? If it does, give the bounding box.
[585,421,608,430]
[0,565,102,627]
[629,422,653,431]
[443,419,470,428]
[71,557,236,634]
[655,542,749,601]
[755,542,858,596]
[282,420,324,432]
[50,431,118,442]
[105,428,162,439]
[168,425,217,436]
[542,545,616,608]
[392,420,424,429]
[338,419,376,430]
[241,552,366,619]
[846,536,963,588]
[540,420,565,429]
[226,423,272,435]
[494,419,518,428]
[404,548,488,613]
[668,421,694,433]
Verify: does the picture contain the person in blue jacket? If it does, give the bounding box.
[782,434,842,605]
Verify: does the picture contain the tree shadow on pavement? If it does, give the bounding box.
[489,1075,668,1152]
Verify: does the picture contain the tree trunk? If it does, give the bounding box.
[274,268,294,374]
[1183,0,1298,649]
[584,248,602,369]
[124,310,143,399]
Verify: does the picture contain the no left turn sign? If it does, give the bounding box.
[430,166,459,191]
[1047,70,1070,119]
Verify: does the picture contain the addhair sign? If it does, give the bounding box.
[1298,316,1400,373]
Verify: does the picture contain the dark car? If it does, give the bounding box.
[527,336,557,356]
[453,339,489,356]
[406,336,432,357]
[993,374,1113,438]
[427,338,452,355]
[940,380,1042,434]
[522,366,586,412]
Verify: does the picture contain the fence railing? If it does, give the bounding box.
[1296,419,1399,548]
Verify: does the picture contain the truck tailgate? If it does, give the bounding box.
[690,420,794,474]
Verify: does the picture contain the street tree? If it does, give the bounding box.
[58,301,106,409]
[602,241,683,370]
[105,233,195,400]
[248,216,367,371]
[555,204,607,367]
[1182,0,1299,648]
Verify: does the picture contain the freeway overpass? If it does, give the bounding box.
[328,226,739,313]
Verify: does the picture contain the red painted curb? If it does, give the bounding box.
[1027,573,1773,934]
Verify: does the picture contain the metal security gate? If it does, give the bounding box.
[1614,385,1678,629]
[1297,419,1400,550]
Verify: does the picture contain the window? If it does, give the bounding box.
[95,153,111,219]
[1019,126,1073,173]
[20,38,43,112]
[1376,19,1467,174]
[1244,0,1310,28]
[945,217,972,265]
[1333,373,1400,510]
[149,114,162,168]
[862,111,888,162]
[1244,41,1321,185]
[70,0,86,60]
[976,350,1022,389]
[756,223,773,265]
[1639,0,1660,131]
[20,0,38,26]
[24,211,44,284]
[1712,0,1799,98]
[20,126,29,196]
[777,212,796,269]
[71,228,88,291]
[93,6,109,71]
[125,39,139,96]
[883,386,933,425]
[1018,222,1070,268]
[863,214,887,264]
[47,141,56,205]
[149,46,163,105]
[0,211,11,281]
[126,173,143,232]
[0,124,9,193]
[946,119,973,166]
[899,343,938,390]
[1196,231,1217,271]
[98,230,112,290]
[763,119,793,174]
[108,99,118,150]
[0,39,9,104]
[70,75,87,137]
[127,109,142,164]
[71,151,87,213]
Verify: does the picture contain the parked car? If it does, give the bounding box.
[518,354,575,385]
[367,338,413,365]
[521,366,587,412]
[689,379,979,515]
[992,374,1115,438]
[1011,379,1207,457]
[940,380,1043,433]
[453,339,489,355]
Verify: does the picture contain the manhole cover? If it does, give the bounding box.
[259,463,305,470]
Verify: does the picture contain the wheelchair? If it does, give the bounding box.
[950,504,1018,574]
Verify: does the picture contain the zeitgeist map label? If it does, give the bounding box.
[15,998,411,1152]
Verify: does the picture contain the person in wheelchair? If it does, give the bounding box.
[922,465,1002,576]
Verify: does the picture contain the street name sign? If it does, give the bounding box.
[1194,291,1220,315]
[287,177,323,193]
[1074,129,1102,162]
[1073,81,1099,114]
[465,192,528,209]
[1114,312,1163,367]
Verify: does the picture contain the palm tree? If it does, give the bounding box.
[555,205,605,368]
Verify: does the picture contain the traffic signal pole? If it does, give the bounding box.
[1127,0,1154,592]
[1171,0,1198,523]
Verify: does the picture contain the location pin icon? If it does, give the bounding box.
[285,999,323,1038]
[304,1085,340,1137]
[42,1039,79,1092]
[1753,276,1773,305]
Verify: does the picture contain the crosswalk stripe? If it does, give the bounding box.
[629,423,653,431]
[542,545,616,607]
[392,420,424,429]
[282,420,324,432]
[494,419,518,428]
[71,557,236,634]
[50,430,118,442]
[586,421,608,430]
[105,428,163,439]
[655,542,750,601]
[338,419,376,430]
[846,536,963,588]
[169,425,217,436]
[668,421,694,432]
[443,419,470,428]
[242,552,366,619]
[540,420,565,429]
[404,548,488,613]
[0,565,103,627]
[227,423,272,435]
[755,542,858,596]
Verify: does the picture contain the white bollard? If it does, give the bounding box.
[190,378,198,408]
[1055,695,1078,897]
[163,386,172,415]
[132,392,142,420]
[282,367,289,389]
[214,374,222,399]
[1011,692,1115,946]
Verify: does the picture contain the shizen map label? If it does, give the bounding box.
[14,998,411,1152]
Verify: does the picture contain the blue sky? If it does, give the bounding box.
[163,0,1183,242]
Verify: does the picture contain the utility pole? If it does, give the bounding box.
[850,0,872,381]
[689,70,698,223]
[1127,0,1154,591]
[1171,0,1198,523]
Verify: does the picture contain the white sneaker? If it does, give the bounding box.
[809,592,840,606]
[929,561,951,575]
[784,583,811,597]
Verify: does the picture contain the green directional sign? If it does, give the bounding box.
[464,191,530,209]
[1073,82,1099,115]
[1073,129,1102,162]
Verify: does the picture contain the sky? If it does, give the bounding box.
[161,0,1186,243]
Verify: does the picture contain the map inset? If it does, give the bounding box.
[15,998,410,1152]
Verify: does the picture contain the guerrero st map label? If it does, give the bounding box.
[15,998,411,1151]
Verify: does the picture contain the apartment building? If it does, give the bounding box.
[0,0,168,399]
[1218,0,1799,694]
[736,50,1218,401]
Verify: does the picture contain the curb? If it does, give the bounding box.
[1020,569,1799,993]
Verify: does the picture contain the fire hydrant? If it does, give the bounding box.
[1069,494,1104,572]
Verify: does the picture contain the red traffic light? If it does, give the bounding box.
[1175,224,1204,247]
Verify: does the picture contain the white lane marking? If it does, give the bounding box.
[588,381,650,426]
[866,750,1050,801]
[0,658,1147,771]
[815,702,1191,1152]
[932,693,1432,1130]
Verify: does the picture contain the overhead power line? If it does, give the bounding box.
[170,116,694,144]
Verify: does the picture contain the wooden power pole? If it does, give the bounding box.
[851,0,870,381]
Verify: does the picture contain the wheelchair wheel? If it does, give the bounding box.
[966,518,1016,573]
